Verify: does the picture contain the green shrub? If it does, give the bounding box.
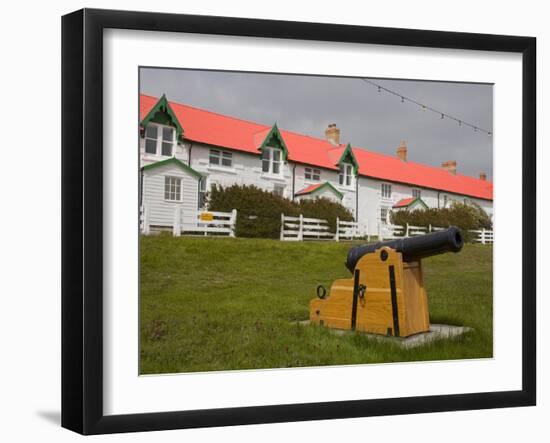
[207,184,354,238]
[390,201,492,242]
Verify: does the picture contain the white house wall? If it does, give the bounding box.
[142,162,199,228]
[139,136,493,236]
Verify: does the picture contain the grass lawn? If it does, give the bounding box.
[140,234,493,374]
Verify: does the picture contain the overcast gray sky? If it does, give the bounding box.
[140,68,493,180]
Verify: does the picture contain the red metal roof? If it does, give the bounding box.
[140,94,493,201]
[295,183,324,196]
[393,197,417,208]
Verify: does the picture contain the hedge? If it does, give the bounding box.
[207,184,354,238]
[390,201,492,242]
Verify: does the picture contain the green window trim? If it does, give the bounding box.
[140,94,184,140]
[258,123,289,161]
[337,143,359,174]
[142,157,202,179]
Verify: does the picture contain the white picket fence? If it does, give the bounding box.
[378,222,493,244]
[280,214,333,241]
[335,217,369,242]
[280,214,367,242]
[174,208,237,237]
[139,204,237,237]
[469,228,494,244]
[377,223,405,240]
[139,204,150,235]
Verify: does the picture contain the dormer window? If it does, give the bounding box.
[261,147,282,175]
[144,123,175,157]
[338,163,353,187]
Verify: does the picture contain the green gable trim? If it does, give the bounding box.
[296,181,343,200]
[258,124,288,161]
[337,143,359,174]
[140,94,184,140]
[142,157,202,179]
[411,197,429,209]
[397,197,429,209]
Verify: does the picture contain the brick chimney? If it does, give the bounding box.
[396,140,408,162]
[479,172,487,181]
[441,160,457,175]
[325,123,340,146]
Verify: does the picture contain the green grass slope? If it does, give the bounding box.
[140,234,493,374]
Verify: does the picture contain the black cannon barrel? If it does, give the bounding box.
[345,226,463,272]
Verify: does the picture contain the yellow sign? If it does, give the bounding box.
[200,212,214,221]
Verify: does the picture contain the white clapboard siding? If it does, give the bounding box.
[142,162,199,229]
[174,209,237,237]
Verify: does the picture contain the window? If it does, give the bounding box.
[442,194,448,208]
[164,176,182,201]
[209,149,233,167]
[305,167,321,181]
[338,163,353,187]
[261,147,282,174]
[198,176,207,208]
[144,123,175,157]
[380,206,390,224]
[381,183,392,199]
[412,188,421,198]
[273,184,285,197]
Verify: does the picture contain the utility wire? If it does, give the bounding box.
[360,78,492,136]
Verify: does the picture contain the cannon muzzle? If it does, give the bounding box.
[345,226,463,272]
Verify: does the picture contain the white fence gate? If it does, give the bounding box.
[280,214,335,241]
[171,208,237,237]
[335,218,368,241]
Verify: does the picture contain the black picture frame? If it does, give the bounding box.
[61,8,536,435]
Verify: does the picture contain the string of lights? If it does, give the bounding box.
[360,78,492,136]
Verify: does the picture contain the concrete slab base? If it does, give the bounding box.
[296,321,472,348]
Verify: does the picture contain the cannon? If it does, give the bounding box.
[310,227,464,337]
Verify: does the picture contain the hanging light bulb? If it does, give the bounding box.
[377,86,381,93]
[401,96,404,103]
[422,105,426,111]
[441,113,445,119]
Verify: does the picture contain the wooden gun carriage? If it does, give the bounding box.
[310,227,464,337]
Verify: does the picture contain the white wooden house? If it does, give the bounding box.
[139,94,493,235]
